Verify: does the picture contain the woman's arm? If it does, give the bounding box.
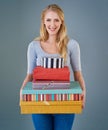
[21,74,33,88]
[74,71,86,109]
[20,41,37,100]
[20,74,33,100]
[68,39,86,109]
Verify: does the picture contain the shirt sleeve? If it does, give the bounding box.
[27,42,37,74]
[68,39,81,72]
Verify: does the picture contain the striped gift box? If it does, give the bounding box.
[21,81,82,101]
[21,94,82,101]
[42,57,64,68]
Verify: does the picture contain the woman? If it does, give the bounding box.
[20,4,86,130]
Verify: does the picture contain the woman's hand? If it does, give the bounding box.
[20,85,25,101]
[81,89,86,109]
[73,71,86,109]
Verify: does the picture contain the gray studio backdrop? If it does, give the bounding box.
[0,0,108,130]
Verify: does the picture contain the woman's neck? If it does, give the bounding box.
[47,35,57,44]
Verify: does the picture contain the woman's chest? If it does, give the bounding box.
[40,42,58,54]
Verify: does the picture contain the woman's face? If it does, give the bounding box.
[44,11,62,36]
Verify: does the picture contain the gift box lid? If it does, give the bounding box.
[21,81,82,94]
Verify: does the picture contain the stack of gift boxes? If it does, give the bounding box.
[20,57,82,114]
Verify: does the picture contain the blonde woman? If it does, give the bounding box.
[20,4,86,130]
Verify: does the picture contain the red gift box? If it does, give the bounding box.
[33,66,70,81]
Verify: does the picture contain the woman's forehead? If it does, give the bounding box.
[44,10,60,19]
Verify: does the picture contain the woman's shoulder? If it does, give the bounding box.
[67,38,80,50]
[28,40,39,46]
[68,39,79,47]
[28,40,40,49]
[67,38,80,54]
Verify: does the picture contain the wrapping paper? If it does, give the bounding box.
[42,57,64,68]
[21,81,82,101]
[21,94,82,101]
[33,66,70,81]
[20,101,82,114]
[32,81,70,89]
[20,81,82,114]
[21,81,82,95]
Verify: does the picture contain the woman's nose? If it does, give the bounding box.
[50,21,55,27]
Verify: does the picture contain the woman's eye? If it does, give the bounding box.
[55,19,59,22]
[45,19,60,22]
[46,19,51,21]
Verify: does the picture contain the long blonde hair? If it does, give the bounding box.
[36,4,69,61]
